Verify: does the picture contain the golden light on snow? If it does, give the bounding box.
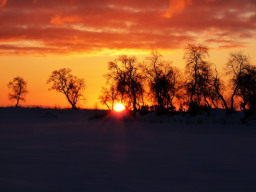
[114,103,125,112]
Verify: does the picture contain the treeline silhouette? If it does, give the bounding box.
[7,44,256,117]
[99,44,256,117]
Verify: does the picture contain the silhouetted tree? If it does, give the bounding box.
[225,51,251,111]
[184,44,213,111]
[7,76,28,107]
[47,68,86,109]
[143,51,182,112]
[106,55,144,117]
[99,84,118,110]
[209,65,229,110]
[236,65,256,112]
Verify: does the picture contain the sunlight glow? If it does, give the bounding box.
[114,103,125,112]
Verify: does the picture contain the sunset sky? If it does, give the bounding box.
[0,0,256,108]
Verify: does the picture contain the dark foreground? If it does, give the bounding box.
[0,108,256,192]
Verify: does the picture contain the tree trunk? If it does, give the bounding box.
[190,85,195,105]
[15,98,20,107]
[132,91,137,118]
[66,95,77,110]
[72,104,78,110]
[191,61,198,105]
[218,92,228,110]
[15,93,21,107]
[212,78,229,111]
[204,95,210,108]
[230,85,239,111]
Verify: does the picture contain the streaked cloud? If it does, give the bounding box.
[50,15,82,25]
[164,0,191,18]
[0,0,255,55]
[0,0,7,8]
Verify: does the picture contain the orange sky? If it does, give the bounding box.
[0,0,256,108]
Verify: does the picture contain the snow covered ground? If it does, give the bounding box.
[0,107,256,192]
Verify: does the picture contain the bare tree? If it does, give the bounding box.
[143,51,182,112]
[47,68,86,109]
[210,65,229,110]
[184,44,213,110]
[168,67,184,111]
[106,55,144,117]
[99,85,118,110]
[7,76,28,107]
[225,51,251,111]
[236,65,256,112]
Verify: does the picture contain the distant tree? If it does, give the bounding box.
[99,84,118,110]
[143,51,182,112]
[7,76,28,107]
[225,51,251,111]
[106,55,144,117]
[184,44,213,111]
[193,60,214,108]
[47,68,86,109]
[166,67,183,111]
[236,64,256,112]
[209,65,229,110]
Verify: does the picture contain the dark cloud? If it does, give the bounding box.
[0,0,255,54]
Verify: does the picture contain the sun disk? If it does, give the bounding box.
[114,103,125,112]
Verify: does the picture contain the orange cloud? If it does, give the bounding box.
[0,0,255,55]
[0,0,7,8]
[50,15,82,25]
[164,0,191,18]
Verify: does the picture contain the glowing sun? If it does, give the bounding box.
[114,103,125,112]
